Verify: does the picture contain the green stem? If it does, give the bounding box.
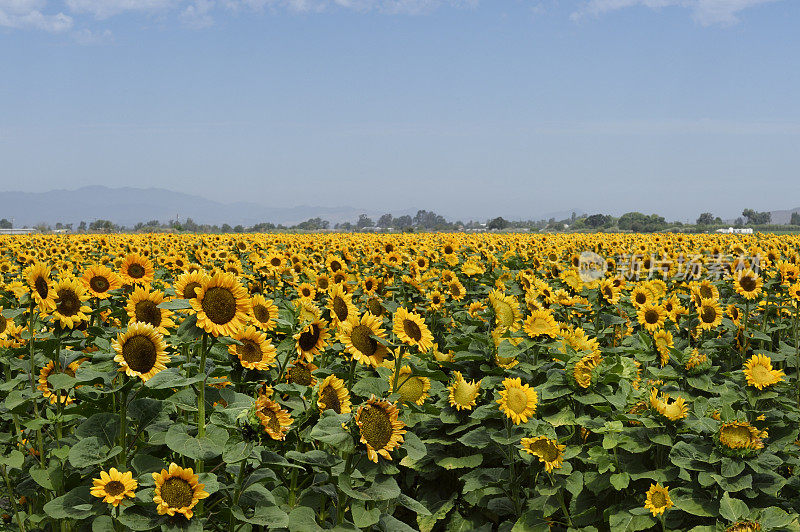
[27,307,45,468]
[118,377,129,467]
[1,464,25,532]
[551,472,573,528]
[505,420,521,518]
[392,351,404,394]
[197,332,208,479]
[741,300,751,358]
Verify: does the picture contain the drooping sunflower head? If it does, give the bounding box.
[112,322,169,382]
[497,377,538,425]
[652,329,673,366]
[644,483,673,517]
[392,307,434,353]
[81,264,122,299]
[726,521,762,532]
[389,366,431,406]
[717,421,764,452]
[191,272,251,337]
[572,353,601,389]
[743,353,785,390]
[521,436,565,472]
[229,325,277,371]
[649,389,689,422]
[355,395,406,462]
[316,375,352,414]
[90,468,138,507]
[152,463,209,519]
[51,277,91,329]
[254,394,293,440]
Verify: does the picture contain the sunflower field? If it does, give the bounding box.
[1,233,800,532]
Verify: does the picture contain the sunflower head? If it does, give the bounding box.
[229,326,277,371]
[521,436,565,472]
[255,394,292,440]
[192,272,251,337]
[644,483,673,517]
[392,307,434,353]
[355,396,406,462]
[152,463,209,519]
[743,354,785,390]
[717,421,764,454]
[112,322,169,382]
[317,375,352,414]
[389,366,431,406]
[90,468,137,507]
[497,377,538,424]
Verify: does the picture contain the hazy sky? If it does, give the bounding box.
[1,0,799,221]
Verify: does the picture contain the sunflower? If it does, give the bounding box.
[365,296,385,317]
[630,285,651,308]
[521,436,565,472]
[249,294,279,332]
[598,279,621,305]
[361,276,380,296]
[255,394,293,440]
[296,282,316,300]
[743,354,785,390]
[285,359,318,386]
[572,353,601,388]
[125,286,175,334]
[112,322,170,382]
[467,301,487,321]
[120,253,154,286]
[789,282,800,303]
[81,264,122,299]
[294,318,330,362]
[192,272,251,337]
[726,522,763,532]
[497,378,538,424]
[392,307,434,353]
[152,463,209,519]
[326,284,358,325]
[50,277,91,329]
[173,270,208,302]
[427,290,445,310]
[38,358,85,404]
[24,262,56,312]
[685,349,709,373]
[0,310,23,348]
[717,421,764,451]
[338,313,391,367]
[90,468,137,507]
[316,375,352,414]
[355,396,406,462]
[488,290,522,332]
[727,303,743,326]
[229,326,277,371]
[637,303,665,332]
[697,298,723,331]
[649,389,688,421]
[653,329,673,367]
[691,280,719,304]
[447,279,466,301]
[295,298,321,323]
[389,366,431,406]
[733,269,763,300]
[644,483,673,517]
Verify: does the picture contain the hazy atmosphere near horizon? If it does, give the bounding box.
[1,0,799,222]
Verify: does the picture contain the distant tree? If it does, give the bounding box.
[221,224,232,233]
[89,219,115,232]
[78,221,87,231]
[696,213,715,225]
[356,214,374,229]
[184,218,199,232]
[234,225,244,232]
[791,212,800,225]
[250,222,276,232]
[294,218,329,231]
[618,212,667,233]
[584,214,611,228]
[571,212,577,222]
[0,219,11,229]
[487,217,510,230]
[734,217,744,227]
[413,210,451,229]
[377,214,393,228]
[394,215,413,229]
[742,209,771,225]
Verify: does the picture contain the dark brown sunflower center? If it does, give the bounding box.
[104,480,125,496]
[332,296,348,320]
[635,292,647,304]
[287,364,312,385]
[650,491,667,508]
[330,260,342,272]
[403,319,422,342]
[182,282,201,299]
[201,287,237,325]
[701,306,717,323]
[122,335,157,373]
[739,275,757,292]
[298,324,321,352]
[359,405,392,450]
[270,257,282,267]
[320,385,341,413]
[89,276,111,293]
[367,298,383,316]
[56,289,81,317]
[0,319,6,334]
[450,283,462,297]
[301,287,311,297]
[128,264,145,279]
[161,477,194,509]
[237,339,262,363]
[253,304,271,324]
[699,285,713,299]
[365,280,374,291]
[317,278,329,290]
[34,276,49,299]
[262,409,281,432]
[644,310,659,324]
[350,324,377,357]
[135,300,162,327]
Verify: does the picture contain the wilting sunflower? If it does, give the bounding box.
[50,277,91,329]
[229,326,277,371]
[285,359,318,386]
[192,272,251,337]
[497,378,538,424]
[743,354,785,390]
[119,253,154,286]
[389,365,431,405]
[316,375,352,414]
[649,389,688,421]
[38,358,85,404]
[90,468,137,507]
[573,353,601,389]
[685,349,709,373]
[653,329,673,367]
[152,463,209,519]
[294,318,330,362]
[488,290,522,332]
[355,396,406,462]
[521,436,565,472]
[697,298,723,331]
[125,286,175,334]
[326,284,358,325]
[338,313,392,367]
[637,303,665,332]
[392,307,434,353]
[733,268,763,300]
[173,270,208,302]
[717,421,764,451]
[255,394,293,440]
[644,483,673,517]
[448,371,483,410]
[24,262,56,312]
[112,322,169,382]
[81,264,122,299]
[250,294,279,332]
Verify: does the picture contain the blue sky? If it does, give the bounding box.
[1,0,799,222]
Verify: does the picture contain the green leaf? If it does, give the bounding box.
[719,492,749,521]
[223,441,253,464]
[610,472,630,490]
[231,505,289,527]
[351,501,381,528]
[397,493,431,516]
[165,424,226,460]
[378,515,416,532]
[1,449,24,470]
[436,454,483,469]
[458,427,491,449]
[76,413,120,448]
[43,486,96,520]
[351,377,390,398]
[92,515,115,532]
[608,511,656,532]
[47,372,77,391]
[309,411,353,453]
[288,506,322,532]
[157,298,193,310]
[68,437,122,468]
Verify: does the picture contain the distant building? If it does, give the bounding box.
[716,227,754,234]
[0,228,36,235]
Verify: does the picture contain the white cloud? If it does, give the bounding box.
[65,0,182,19]
[571,0,785,25]
[221,0,476,14]
[72,27,113,43]
[180,0,214,27]
[0,0,73,31]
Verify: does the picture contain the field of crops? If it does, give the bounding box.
[1,233,800,531]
